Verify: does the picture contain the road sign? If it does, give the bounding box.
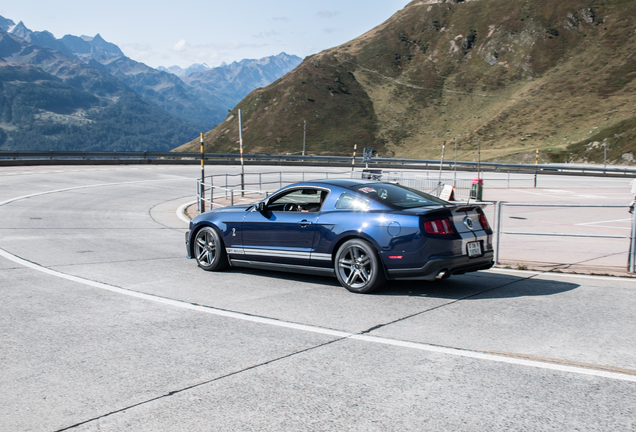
[363,148,372,163]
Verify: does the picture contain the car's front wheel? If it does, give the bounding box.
[193,226,228,271]
[335,239,385,293]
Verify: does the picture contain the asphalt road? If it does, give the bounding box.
[1,165,635,431]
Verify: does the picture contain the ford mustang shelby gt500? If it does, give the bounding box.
[186,179,494,293]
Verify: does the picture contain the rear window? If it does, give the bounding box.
[335,193,369,210]
[348,183,448,209]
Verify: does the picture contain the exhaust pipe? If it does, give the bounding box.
[435,270,449,280]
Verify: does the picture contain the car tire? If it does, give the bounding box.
[193,226,229,271]
[335,239,386,293]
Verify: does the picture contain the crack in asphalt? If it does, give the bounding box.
[54,338,346,431]
[551,251,627,269]
[359,272,540,335]
[147,194,195,232]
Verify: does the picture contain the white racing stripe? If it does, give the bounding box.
[1,247,634,383]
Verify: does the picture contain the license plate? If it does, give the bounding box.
[467,241,482,257]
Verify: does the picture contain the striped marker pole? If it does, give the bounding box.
[200,133,205,213]
[352,144,357,171]
[239,109,244,196]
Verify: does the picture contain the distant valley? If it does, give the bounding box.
[0,16,301,151]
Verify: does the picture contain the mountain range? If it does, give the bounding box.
[176,0,636,165]
[157,63,211,77]
[0,17,301,151]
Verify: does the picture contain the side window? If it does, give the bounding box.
[271,191,303,205]
[335,193,369,210]
[269,188,327,212]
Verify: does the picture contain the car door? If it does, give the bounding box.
[240,188,324,266]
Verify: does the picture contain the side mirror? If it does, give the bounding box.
[257,201,267,212]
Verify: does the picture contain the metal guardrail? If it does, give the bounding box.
[197,170,352,211]
[493,202,636,272]
[2,151,636,177]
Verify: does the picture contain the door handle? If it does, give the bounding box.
[298,220,312,226]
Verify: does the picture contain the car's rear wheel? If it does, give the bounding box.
[194,226,228,271]
[335,239,385,293]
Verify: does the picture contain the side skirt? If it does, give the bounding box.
[229,259,336,277]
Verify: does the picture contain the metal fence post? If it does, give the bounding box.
[230,190,234,206]
[197,180,201,212]
[494,201,503,265]
[200,181,205,213]
[630,210,636,273]
[210,177,214,205]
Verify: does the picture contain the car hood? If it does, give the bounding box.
[192,204,253,223]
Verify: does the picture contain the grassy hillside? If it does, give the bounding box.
[174,0,636,164]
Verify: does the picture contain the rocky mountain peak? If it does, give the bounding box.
[10,21,30,38]
[0,15,15,32]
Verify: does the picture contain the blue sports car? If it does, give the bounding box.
[186,179,494,293]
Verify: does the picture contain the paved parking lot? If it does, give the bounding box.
[1,165,635,431]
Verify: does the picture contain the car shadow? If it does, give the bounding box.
[223,266,341,285]
[374,273,580,300]
[225,267,580,300]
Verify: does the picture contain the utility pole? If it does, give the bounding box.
[302,120,306,157]
[454,137,458,186]
[477,138,481,180]
[438,141,446,195]
[534,148,539,188]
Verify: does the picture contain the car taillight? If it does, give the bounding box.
[424,218,454,235]
[478,213,490,231]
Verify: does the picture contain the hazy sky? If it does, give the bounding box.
[0,1,412,69]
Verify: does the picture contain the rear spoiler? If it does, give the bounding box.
[454,205,479,212]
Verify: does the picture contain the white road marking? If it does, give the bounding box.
[0,178,195,208]
[510,189,609,199]
[577,218,632,226]
[0,246,634,382]
[177,200,196,223]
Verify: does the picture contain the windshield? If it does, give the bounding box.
[348,183,449,209]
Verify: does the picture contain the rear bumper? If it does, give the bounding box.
[385,251,494,281]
